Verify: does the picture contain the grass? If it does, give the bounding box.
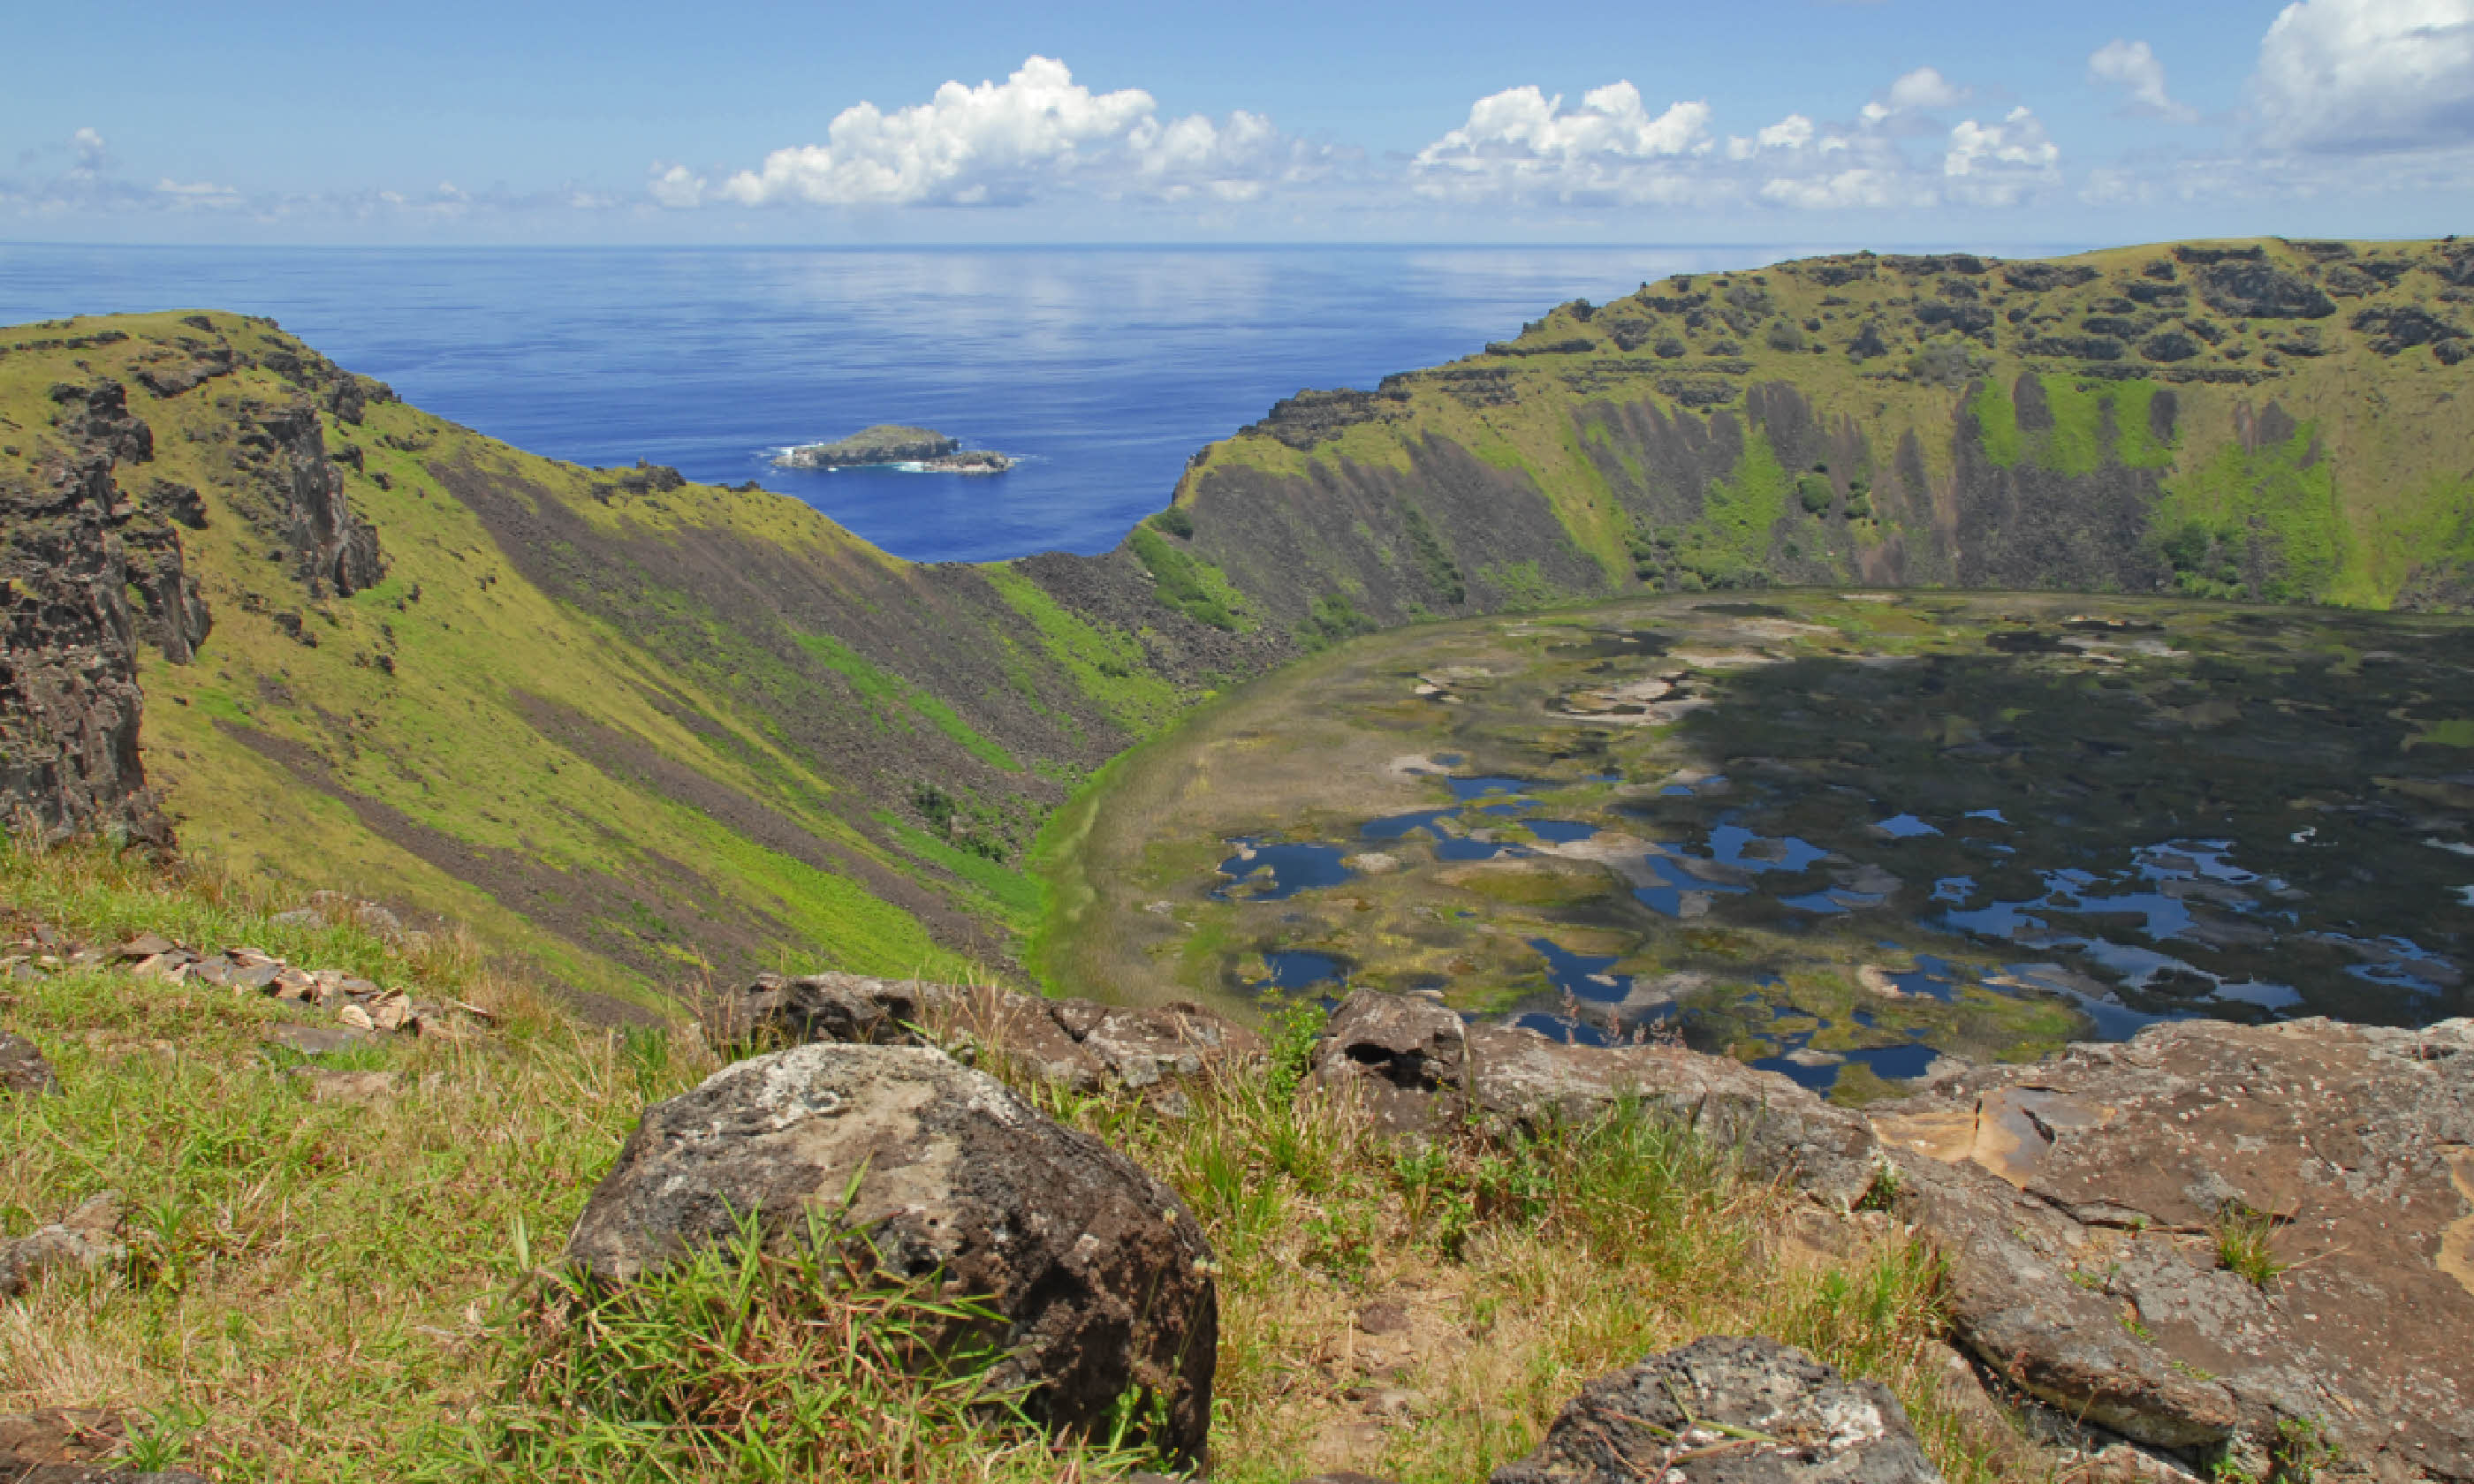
[2212,1204,2288,1291]
[1,836,2045,1483]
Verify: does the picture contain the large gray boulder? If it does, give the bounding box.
[1491,1336,1939,1484]
[0,1192,122,1298]
[1871,1017,2474,1478]
[564,1042,1218,1461]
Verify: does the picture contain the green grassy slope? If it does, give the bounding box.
[0,312,1255,1009]
[1161,238,2474,633]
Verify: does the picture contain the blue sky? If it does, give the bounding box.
[7,0,2471,245]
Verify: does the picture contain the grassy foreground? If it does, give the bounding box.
[2,839,2033,1483]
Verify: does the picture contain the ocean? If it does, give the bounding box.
[2,243,1818,563]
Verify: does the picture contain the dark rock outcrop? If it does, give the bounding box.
[0,448,175,846]
[727,972,1262,1094]
[0,1032,56,1098]
[564,1042,1218,1461]
[230,401,383,597]
[1490,1336,1940,1484]
[1871,1017,2474,1476]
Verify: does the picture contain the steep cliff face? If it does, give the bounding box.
[1148,238,2474,640]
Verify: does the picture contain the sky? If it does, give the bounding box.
[5,0,2471,246]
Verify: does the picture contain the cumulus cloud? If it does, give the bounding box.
[1415,66,2058,213]
[2089,40,2200,122]
[2251,0,2474,152]
[1411,82,1715,203]
[1943,107,2063,203]
[705,56,1330,209]
[71,127,109,171]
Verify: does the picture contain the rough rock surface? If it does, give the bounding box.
[1312,990,1470,1136]
[231,401,383,598]
[728,973,1261,1094]
[0,420,178,845]
[1871,1017,2474,1478]
[1491,1335,1940,1484]
[0,1031,56,1097]
[1307,993,1879,1204]
[0,1192,124,1298]
[564,1042,1218,1461]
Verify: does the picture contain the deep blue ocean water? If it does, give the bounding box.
[2,244,1817,562]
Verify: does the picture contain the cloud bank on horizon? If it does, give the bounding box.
[6,0,2472,238]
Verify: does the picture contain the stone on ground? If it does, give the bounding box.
[0,1030,56,1097]
[1872,1016,2474,1478]
[0,1192,124,1298]
[563,1041,1218,1461]
[1491,1335,1939,1484]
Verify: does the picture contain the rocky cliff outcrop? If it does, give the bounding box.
[0,377,199,844]
[228,400,383,598]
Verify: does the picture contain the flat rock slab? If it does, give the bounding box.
[565,1042,1218,1463]
[1491,1335,1940,1484]
[1873,1017,2474,1477]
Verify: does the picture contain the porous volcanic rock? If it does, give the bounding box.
[1871,1017,2474,1477]
[726,972,1261,1094]
[563,1042,1218,1461]
[0,1031,57,1097]
[1490,1335,1940,1484]
[1310,989,1469,1136]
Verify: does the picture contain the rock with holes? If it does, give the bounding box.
[1310,989,1469,1136]
[1871,1017,2474,1479]
[1491,1335,1939,1484]
[563,1042,1218,1463]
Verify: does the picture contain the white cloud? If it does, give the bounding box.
[2252,0,2474,151]
[1943,106,2062,204]
[1861,65,1971,123]
[71,126,108,172]
[2089,40,2200,123]
[708,56,1323,208]
[648,163,705,208]
[1413,67,2059,212]
[1411,82,1717,203]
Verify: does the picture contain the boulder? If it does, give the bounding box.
[1490,1335,1939,1484]
[564,1042,1218,1462]
[726,973,1259,1095]
[0,1031,56,1097]
[1871,1017,2474,1477]
[0,1192,123,1298]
